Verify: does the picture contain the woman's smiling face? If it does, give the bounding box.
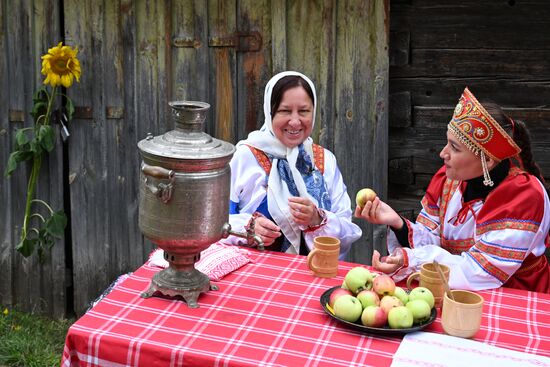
[271,86,313,148]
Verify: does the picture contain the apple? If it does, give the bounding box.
[393,286,409,305]
[344,267,373,293]
[341,280,350,290]
[361,306,387,328]
[408,287,435,309]
[329,287,353,309]
[356,188,377,208]
[379,295,403,315]
[373,274,396,297]
[356,290,380,308]
[333,295,363,323]
[388,306,414,329]
[406,299,432,324]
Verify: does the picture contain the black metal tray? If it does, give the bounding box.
[320,286,437,336]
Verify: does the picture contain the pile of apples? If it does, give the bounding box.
[328,267,435,329]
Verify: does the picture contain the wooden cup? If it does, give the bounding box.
[307,236,340,278]
[441,290,484,338]
[406,262,450,307]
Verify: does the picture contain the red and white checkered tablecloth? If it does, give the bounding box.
[61,250,550,367]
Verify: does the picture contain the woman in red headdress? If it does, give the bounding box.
[355,88,550,293]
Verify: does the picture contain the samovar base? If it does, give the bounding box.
[141,266,217,308]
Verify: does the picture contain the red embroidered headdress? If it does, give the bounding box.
[449,87,521,161]
[448,87,521,185]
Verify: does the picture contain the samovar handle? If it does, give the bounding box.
[141,163,175,204]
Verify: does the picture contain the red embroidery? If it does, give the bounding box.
[245,144,325,175]
[468,251,509,283]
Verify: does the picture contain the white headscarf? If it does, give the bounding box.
[236,71,318,253]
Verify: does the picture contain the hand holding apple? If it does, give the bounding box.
[356,188,377,208]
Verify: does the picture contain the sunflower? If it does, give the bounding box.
[41,42,81,88]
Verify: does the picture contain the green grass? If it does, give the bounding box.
[0,306,74,367]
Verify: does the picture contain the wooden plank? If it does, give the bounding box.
[390,1,550,50]
[391,49,550,78]
[235,0,270,141]
[390,78,550,107]
[332,0,389,264]
[4,0,66,318]
[270,0,286,74]
[0,0,13,309]
[208,0,237,143]
[171,1,209,102]
[389,107,550,180]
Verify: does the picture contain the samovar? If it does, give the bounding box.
[138,101,262,308]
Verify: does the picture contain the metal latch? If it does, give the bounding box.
[208,31,262,52]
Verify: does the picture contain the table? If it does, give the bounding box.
[61,249,550,367]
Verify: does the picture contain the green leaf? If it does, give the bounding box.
[15,128,31,146]
[33,87,50,104]
[31,102,48,122]
[37,124,55,152]
[30,137,44,155]
[45,210,67,238]
[65,98,75,121]
[16,237,37,258]
[4,150,33,177]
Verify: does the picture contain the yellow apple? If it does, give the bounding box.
[356,188,377,208]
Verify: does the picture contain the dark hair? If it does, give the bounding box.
[270,75,315,117]
[483,102,545,183]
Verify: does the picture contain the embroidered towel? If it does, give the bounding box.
[148,242,251,281]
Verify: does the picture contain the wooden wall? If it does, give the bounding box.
[388,0,550,219]
[0,0,389,317]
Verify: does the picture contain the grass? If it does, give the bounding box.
[0,306,73,367]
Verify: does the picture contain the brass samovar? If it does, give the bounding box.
[138,101,262,308]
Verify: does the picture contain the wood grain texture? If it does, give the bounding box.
[2,0,390,316]
[389,0,550,229]
[1,0,66,318]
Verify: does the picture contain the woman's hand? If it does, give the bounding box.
[371,249,403,274]
[354,197,403,229]
[253,216,282,247]
[288,197,322,227]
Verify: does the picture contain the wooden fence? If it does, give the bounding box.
[0,0,389,317]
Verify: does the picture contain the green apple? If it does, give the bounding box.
[406,299,432,324]
[333,295,363,323]
[361,305,387,328]
[356,188,377,208]
[388,306,414,329]
[393,286,409,305]
[344,267,373,293]
[356,290,380,308]
[372,274,396,297]
[329,287,353,309]
[408,287,435,309]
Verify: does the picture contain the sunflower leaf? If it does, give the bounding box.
[44,211,67,238]
[37,125,55,152]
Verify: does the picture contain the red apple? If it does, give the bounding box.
[356,289,380,308]
[373,274,396,297]
[329,287,353,309]
[380,295,403,315]
[361,305,387,328]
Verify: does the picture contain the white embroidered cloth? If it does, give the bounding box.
[148,242,251,281]
[391,331,550,367]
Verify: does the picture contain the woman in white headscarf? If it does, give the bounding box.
[225,71,361,259]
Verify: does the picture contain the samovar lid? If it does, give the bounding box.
[138,101,235,160]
